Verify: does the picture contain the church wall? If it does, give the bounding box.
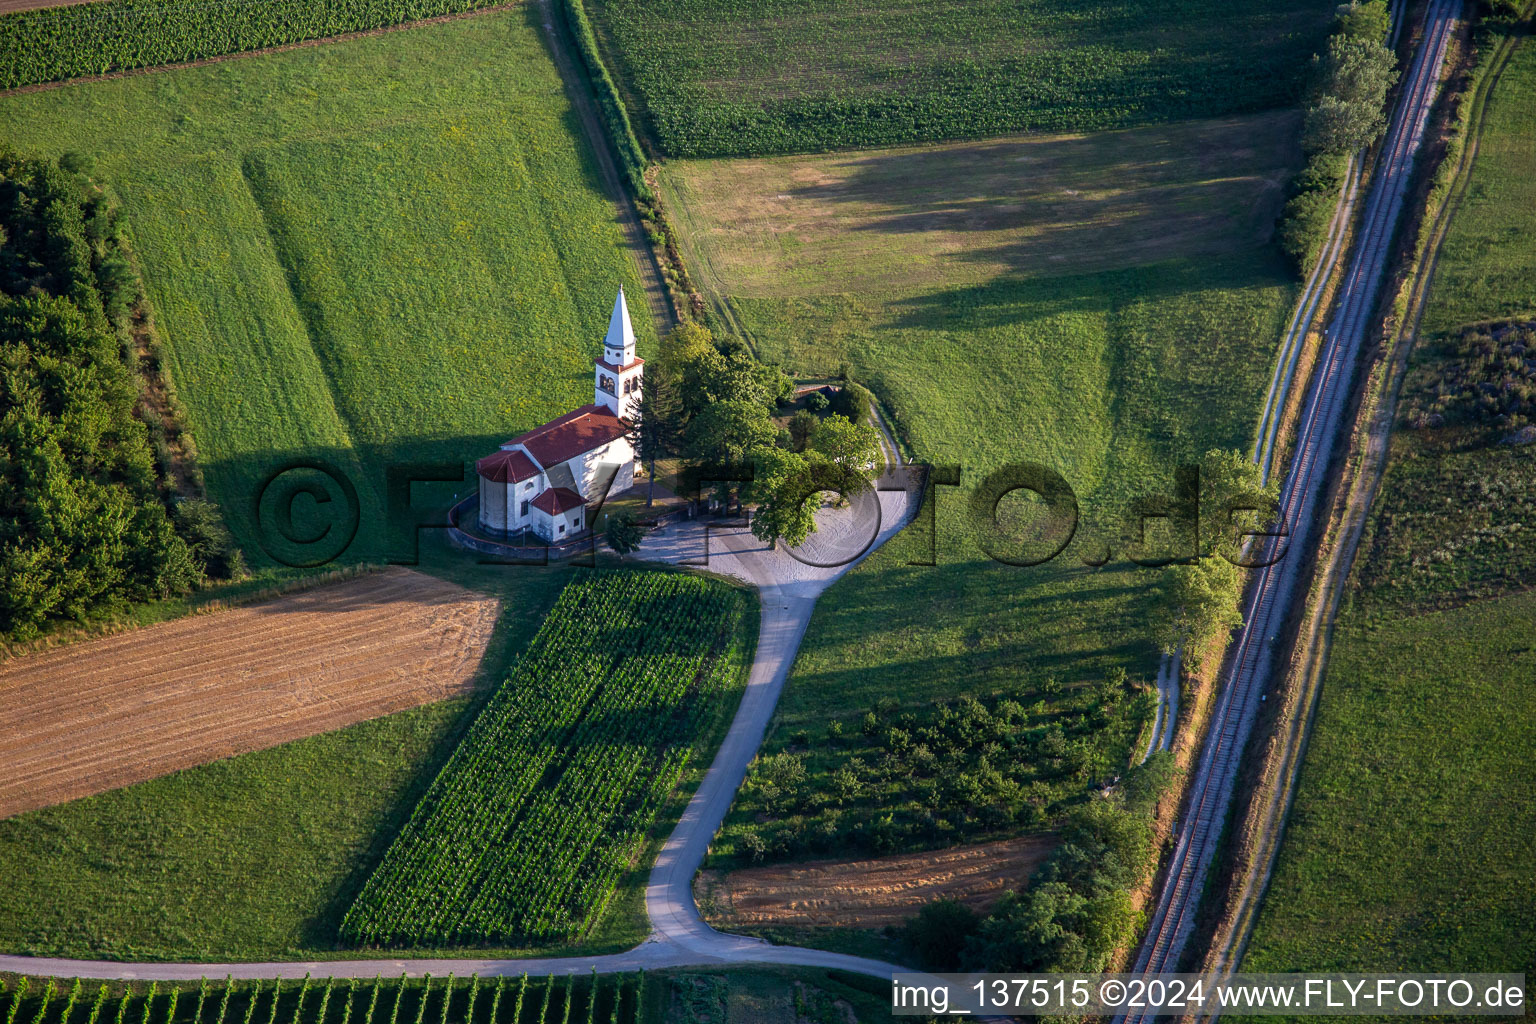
[478,473,507,532]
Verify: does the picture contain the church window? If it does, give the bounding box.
[520,500,529,516]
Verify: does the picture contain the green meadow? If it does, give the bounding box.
[0,5,653,567]
[689,114,1302,864]
[1421,38,1536,335]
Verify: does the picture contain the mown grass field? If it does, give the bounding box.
[692,112,1301,865]
[0,5,653,567]
[1421,37,1536,335]
[1240,30,1536,1009]
[0,554,576,961]
[588,0,1335,156]
[1239,592,1536,985]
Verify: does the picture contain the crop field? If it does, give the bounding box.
[1421,38,1536,335]
[673,112,1300,862]
[0,6,653,566]
[0,555,575,962]
[343,571,750,947]
[697,835,1054,930]
[0,568,498,820]
[587,0,1334,157]
[0,697,473,960]
[0,974,645,1024]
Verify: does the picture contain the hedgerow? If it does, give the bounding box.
[554,0,651,201]
[0,0,505,90]
[341,571,746,947]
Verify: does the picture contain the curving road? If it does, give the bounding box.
[1117,1,1461,1015]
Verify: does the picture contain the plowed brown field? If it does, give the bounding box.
[0,567,500,820]
[696,835,1054,929]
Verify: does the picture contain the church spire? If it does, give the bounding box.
[604,287,636,363]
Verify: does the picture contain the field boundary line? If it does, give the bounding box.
[1194,5,1533,1004]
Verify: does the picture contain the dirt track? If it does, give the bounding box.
[696,836,1054,929]
[0,568,499,820]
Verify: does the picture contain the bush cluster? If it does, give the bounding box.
[722,676,1153,866]
[903,753,1175,973]
[1404,321,1536,434]
[555,0,651,201]
[0,151,238,639]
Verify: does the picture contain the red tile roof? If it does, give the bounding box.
[530,486,586,515]
[596,356,645,374]
[507,404,627,467]
[475,448,540,484]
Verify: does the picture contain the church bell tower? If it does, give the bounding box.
[595,287,643,420]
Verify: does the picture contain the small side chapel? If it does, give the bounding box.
[475,289,643,541]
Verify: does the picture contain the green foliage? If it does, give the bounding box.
[808,415,880,471]
[828,381,874,426]
[0,150,216,639]
[1277,0,1397,272]
[900,899,982,971]
[588,0,1334,157]
[0,0,511,90]
[0,12,653,570]
[1147,449,1272,659]
[964,795,1159,973]
[342,571,748,947]
[717,681,1152,865]
[1301,32,1398,153]
[1276,150,1350,273]
[786,409,818,451]
[743,445,820,547]
[603,508,645,554]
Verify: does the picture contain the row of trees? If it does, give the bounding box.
[0,150,239,640]
[1278,0,1400,270]
[626,324,881,547]
[1149,449,1278,667]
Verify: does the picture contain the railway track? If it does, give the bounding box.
[1115,1,1462,1014]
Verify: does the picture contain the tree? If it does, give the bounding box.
[743,445,819,547]
[787,409,818,451]
[684,400,778,464]
[1151,555,1245,660]
[1303,33,1398,154]
[809,414,881,472]
[603,509,644,555]
[628,370,681,507]
[901,900,981,971]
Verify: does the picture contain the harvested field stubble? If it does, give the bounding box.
[697,836,1055,929]
[0,567,499,820]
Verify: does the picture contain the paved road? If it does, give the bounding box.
[1116,2,1460,1015]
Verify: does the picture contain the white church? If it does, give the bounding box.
[475,289,643,541]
